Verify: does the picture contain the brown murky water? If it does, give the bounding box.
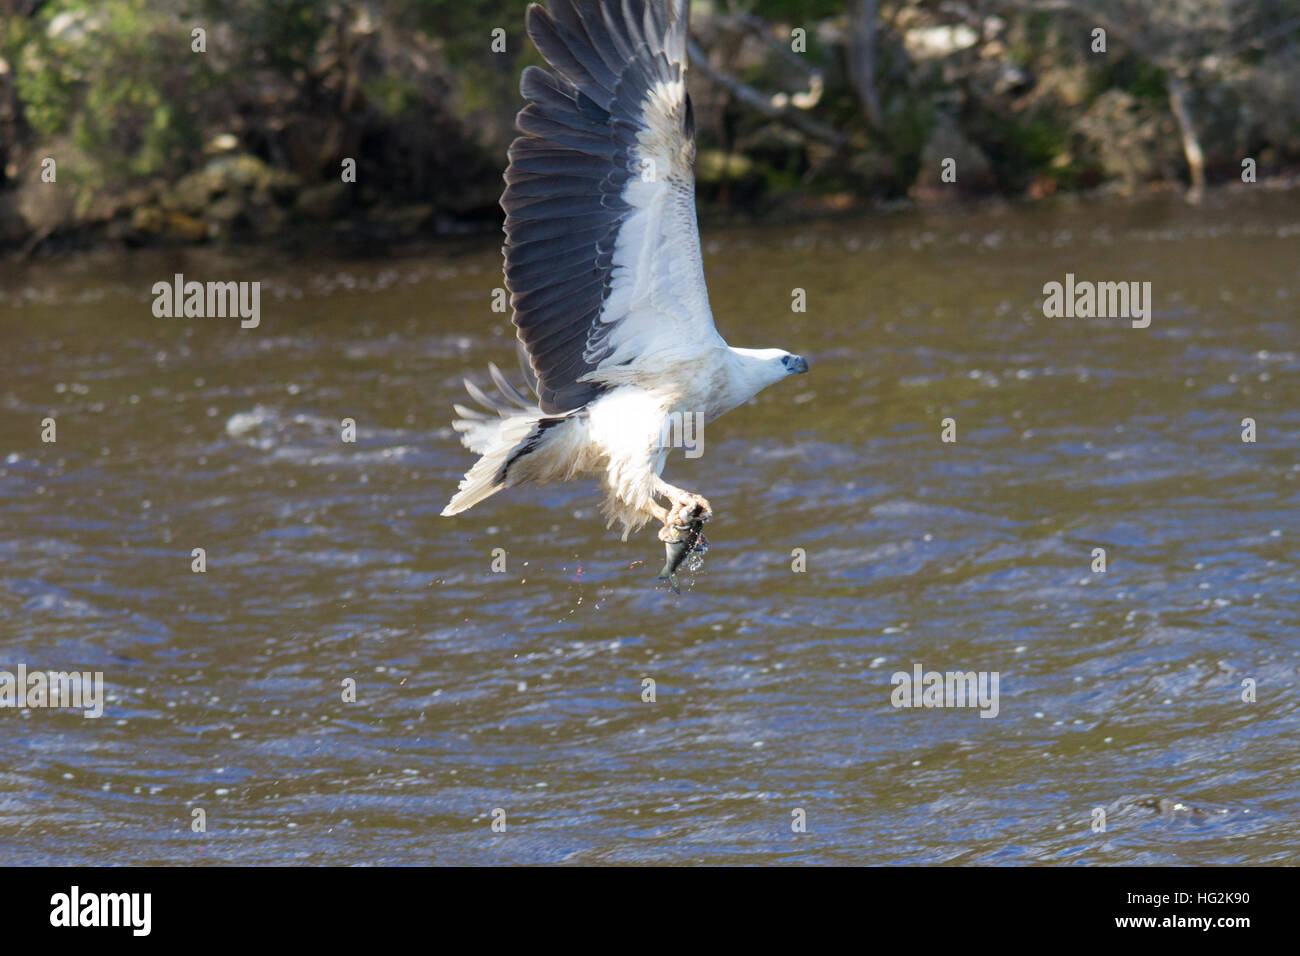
[1,188,1298,864]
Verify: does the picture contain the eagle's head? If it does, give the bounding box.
[725,347,809,407]
[780,352,810,375]
[740,347,808,380]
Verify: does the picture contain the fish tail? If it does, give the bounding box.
[656,570,680,594]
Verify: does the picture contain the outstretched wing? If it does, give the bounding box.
[502,0,719,415]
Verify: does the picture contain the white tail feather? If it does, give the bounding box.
[452,414,503,456]
[441,415,541,516]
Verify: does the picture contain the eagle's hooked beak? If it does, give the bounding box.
[783,354,809,375]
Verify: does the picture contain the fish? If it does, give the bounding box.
[656,507,709,594]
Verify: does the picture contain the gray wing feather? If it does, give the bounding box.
[488,362,535,409]
[459,363,538,420]
[502,0,694,414]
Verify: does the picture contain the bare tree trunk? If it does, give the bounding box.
[1165,71,1205,204]
[848,0,884,132]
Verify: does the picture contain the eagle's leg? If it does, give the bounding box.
[642,500,681,543]
[651,475,712,541]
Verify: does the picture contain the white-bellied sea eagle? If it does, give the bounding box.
[441,0,808,562]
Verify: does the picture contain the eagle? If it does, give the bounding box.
[441,0,808,549]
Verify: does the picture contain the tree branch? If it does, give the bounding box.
[686,38,848,150]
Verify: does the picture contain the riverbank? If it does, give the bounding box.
[6,168,1300,265]
[4,1,1300,260]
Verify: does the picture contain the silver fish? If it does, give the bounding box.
[657,512,709,594]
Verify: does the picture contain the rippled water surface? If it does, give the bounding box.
[2,189,1298,865]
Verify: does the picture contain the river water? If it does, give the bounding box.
[1,188,1297,864]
